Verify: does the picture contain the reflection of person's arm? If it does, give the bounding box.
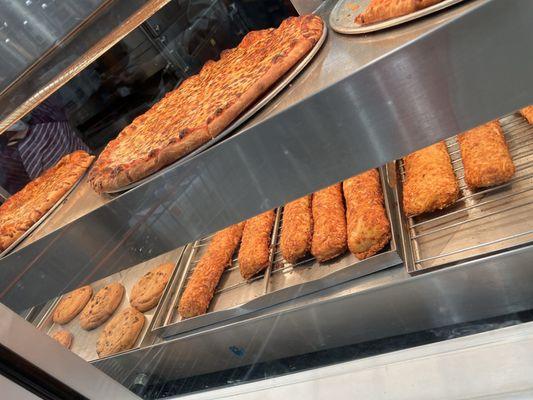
[0,186,10,202]
[6,120,29,144]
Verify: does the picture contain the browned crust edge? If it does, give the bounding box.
[89,16,324,193]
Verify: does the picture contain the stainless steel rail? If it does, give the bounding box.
[3,0,533,310]
[0,304,140,399]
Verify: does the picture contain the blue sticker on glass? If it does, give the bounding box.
[229,345,245,357]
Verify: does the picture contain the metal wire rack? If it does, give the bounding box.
[398,112,533,274]
[162,209,282,328]
[152,168,402,337]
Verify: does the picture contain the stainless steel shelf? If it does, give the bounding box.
[2,0,533,310]
[93,243,533,386]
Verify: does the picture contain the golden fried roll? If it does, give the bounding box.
[403,142,459,216]
[238,211,275,279]
[356,0,443,24]
[311,184,347,262]
[520,106,533,124]
[458,121,515,189]
[178,223,244,318]
[356,0,415,25]
[280,195,313,264]
[343,170,391,260]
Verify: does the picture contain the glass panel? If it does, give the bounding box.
[1,0,533,399]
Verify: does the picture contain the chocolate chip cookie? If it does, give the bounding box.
[79,282,124,330]
[96,307,145,358]
[52,286,93,325]
[130,263,174,312]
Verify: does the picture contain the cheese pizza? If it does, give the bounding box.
[0,150,94,252]
[88,15,324,192]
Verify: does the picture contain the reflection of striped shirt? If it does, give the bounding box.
[18,121,88,179]
[0,96,89,193]
[0,135,30,194]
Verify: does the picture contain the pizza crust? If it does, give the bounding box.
[89,15,324,193]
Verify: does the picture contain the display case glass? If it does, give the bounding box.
[1,0,533,398]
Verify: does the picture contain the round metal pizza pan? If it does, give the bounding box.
[329,0,467,35]
[103,24,328,194]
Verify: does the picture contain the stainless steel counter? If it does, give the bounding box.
[93,242,533,386]
[3,0,533,311]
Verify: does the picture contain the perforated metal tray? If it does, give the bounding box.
[329,0,466,34]
[36,248,185,361]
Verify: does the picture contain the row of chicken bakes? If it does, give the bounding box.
[178,168,390,318]
[177,108,533,320]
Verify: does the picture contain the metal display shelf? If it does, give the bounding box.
[2,0,533,311]
[92,244,533,387]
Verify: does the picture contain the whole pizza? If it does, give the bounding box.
[88,15,324,192]
[0,150,94,252]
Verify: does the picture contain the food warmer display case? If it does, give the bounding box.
[1,0,533,398]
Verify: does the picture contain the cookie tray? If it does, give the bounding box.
[35,247,185,362]
[0,166,91,259]
[151,167,403,339]
[391,112,533,275]
[329,0,466,34]
[103,25,328,194]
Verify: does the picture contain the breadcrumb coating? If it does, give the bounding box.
[280,195,313,264]
[178,223,244,318]
[458,121,515,189]
[343,169,391,260]
[311,184,347,262]
[402,141,459,216]
[238,211,275,279]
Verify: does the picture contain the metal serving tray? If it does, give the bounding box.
[329,0,466,34]
[152,167,403,338]
[36,247,185,362]
[0,167,90,259]
[104,25,328,194]
[393,112,533,275]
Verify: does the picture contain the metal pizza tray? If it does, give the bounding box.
[35,247,185,362]
[329,0,466,34]
[103,25,328,194]
[392,112,533,275]
[151,167,403,338]
[0,166,91,259]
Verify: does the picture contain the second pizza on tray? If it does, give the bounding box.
[88,15,324,193]
[0,150,94,253]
